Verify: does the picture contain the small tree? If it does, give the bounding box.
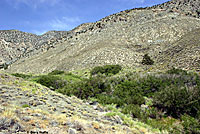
[3,63,8,70]
[142,54,154,65]
[0,63,8,70]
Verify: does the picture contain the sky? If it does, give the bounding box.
[0,0,169,35]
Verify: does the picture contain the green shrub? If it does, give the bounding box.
[113,81,145,106]
[181,114,200,134]
[167,68,188,75]
[90,65,122,76]
[54,69,200,133]
[36,75,67,90]
[153,85,200,118]
[57,75,111,99]
[122,104,142,118]
[146,117,183,133]
[141,54,154,65]
[0,63,9,70]
[22,104,30,108]
[48,70,65,75]
[12,73,32,79]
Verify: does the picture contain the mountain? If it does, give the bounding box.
[1,0,200,73]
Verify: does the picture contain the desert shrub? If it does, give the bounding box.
[3,63,8,70]
[57,75,111,99]
[0,63,8,70]
[22,104,30,108]
[146,117,183,133]
[141,54,154,65]
[113,81,145,106]
[122,104,142,118]
[153,85,200,118]
[11,73,32,79]
[167,67,187,75]
[36,75,67,90]
[181,114,200,134]
[90,65,122,76]
[48,70,65,75]
[96,94,117,105]
[138,75,170,96]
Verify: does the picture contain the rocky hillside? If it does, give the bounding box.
[8,9,200,73]
[156,28,200,71]
[0,30,72,65]
[0,72,163,134]
[150,0,200,18]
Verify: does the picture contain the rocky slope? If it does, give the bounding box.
[150,0,200,18]
[0,72,163,134]
[8,9,200,73]
[0,30,72,66]
[156,28,200,71]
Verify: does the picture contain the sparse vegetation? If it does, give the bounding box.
[48,70,65,75]
[22,104,30,108]
[166,67,188,75]
[11,73,32,80]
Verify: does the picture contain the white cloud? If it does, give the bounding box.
[48,16,81,30]
[6,0,61,9]
[32,29,47,35]
[117,0,145,4]
[62,17,81,23]
[49,19,69,30]
[21,16,81,34]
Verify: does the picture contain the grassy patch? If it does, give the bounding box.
[22,104,30,108]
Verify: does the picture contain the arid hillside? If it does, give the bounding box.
[150,0,200,18]
[156,28,200,71]
[7,9,200,73]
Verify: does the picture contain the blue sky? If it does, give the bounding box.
[0,0,169,35]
